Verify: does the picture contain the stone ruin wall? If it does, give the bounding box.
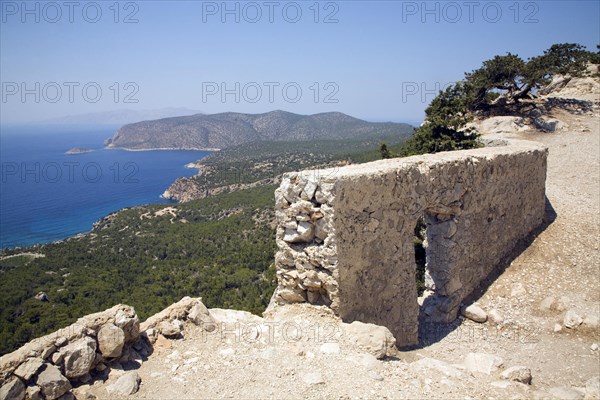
[272,139,548,347]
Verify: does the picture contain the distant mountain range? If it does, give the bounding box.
[106,110,414,150]
[43,108,202,126]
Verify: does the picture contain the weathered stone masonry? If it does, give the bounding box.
[272,139,548,347]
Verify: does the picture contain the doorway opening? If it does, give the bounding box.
[414,216,427,297]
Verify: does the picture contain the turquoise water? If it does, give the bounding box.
[0,126,211,249]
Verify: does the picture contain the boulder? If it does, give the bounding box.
[35,364,71,400]
[114,308,140,343]
[61,337,97,378]
[0,377,25,400]
[481,116,528,134]
[106,371,141,396]
[342,321,396,359]
[461,304,488,323]
[159,320,183,338]
[533,117,566,132]
[463,352,503,375]
[501,366,532,384]
[14,357,44,380]
[188,303,216,331]
[97,323,125,358]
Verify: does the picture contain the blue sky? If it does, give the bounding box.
[1,0,598,125]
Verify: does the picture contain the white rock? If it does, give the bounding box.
[490,380,512,389]
[277,288,306,303]
[279,179,298,203]
[343,321,396,359]
[501,366,532,384]
[301,372,324,385]
[540,296,556,312]
[106,371,141,396]
[554,323,563,333]
[368,371,384,381]
[35,364,71,400]
[510,283,527,298]
[159,320,183,337]
[34,292,49,302]
[296,213,311,222]
[296,221,315,242]
[98,323,125,358]
[591,343,599,351]
[114,308,140,343]
[283,229,300,242]
[481,116,528,134]
[284,221,298,230]
[533,117,566,132]
[412,358,463,378]
[548,386,584,399]
[61,337,97,378]
[488,309,504,325]
[302,180,318,200]
[14,357,44,380]
[319,342,340,354]
[346,353,379,370]
[564,310,583,329]
[461,304,488,323]
[463,353,503,375]
[188,302,216,331]
[219,348,235,356]
[259,348,277,359]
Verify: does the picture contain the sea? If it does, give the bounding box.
[0,125,212,249]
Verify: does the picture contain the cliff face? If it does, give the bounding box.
[107,111,412,150]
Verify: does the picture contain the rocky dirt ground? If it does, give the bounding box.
[74,81,600,400]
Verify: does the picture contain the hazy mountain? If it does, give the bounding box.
[43,108,202,126]
[106,110,414,150]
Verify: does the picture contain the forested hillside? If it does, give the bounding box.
[107,110,412,150]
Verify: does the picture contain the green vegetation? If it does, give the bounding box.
[395,43,598,157]
[0,185,277,355]
[465,43,597,110]
[399,82,481,156]
[109,110,413,150]
[187,133,412,191]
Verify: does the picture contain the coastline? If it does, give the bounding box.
[105,146,220,152]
